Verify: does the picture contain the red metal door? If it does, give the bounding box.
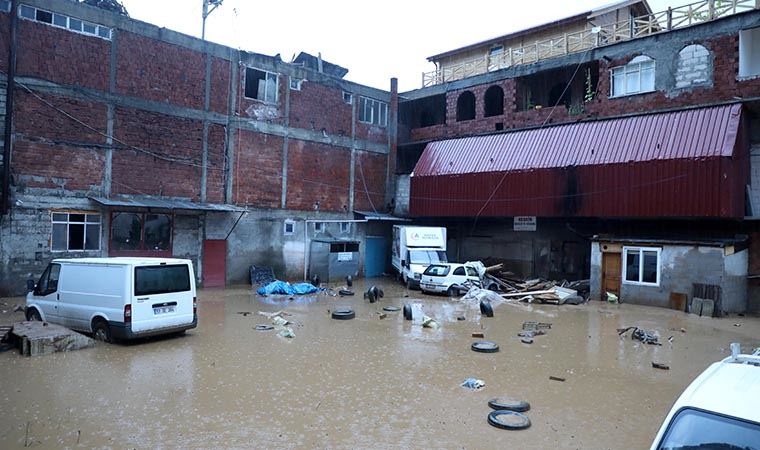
[203,240,226,288]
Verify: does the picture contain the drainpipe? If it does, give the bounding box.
[302,218,368,281]
[1,0,18,216]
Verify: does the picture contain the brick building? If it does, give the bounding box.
[396,0,760,313]
[0,0,397,294]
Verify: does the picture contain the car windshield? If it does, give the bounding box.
[409,250,447,265]
[423,265,450,277]
[658,408,760,450]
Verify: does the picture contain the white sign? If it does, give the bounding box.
[514,216,537,231]
[404,227,445,247]
[337,252,353,262]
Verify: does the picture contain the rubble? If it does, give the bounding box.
[618,326,661,345]
[476,265,590,305]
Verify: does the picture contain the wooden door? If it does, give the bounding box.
[601,252,621,301]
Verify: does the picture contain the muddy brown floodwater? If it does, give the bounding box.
[1,279,759,449]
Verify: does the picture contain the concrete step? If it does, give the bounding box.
[9,321,96,356]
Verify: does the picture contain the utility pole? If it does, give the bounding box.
[201,0,223,41]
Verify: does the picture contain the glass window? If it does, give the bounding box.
[409,250,447,265]
[453,267,466,276]
[52,13,67,27]
[343,92,352,104]
[340,222,350,233]
[466,267,479,277]
[244,67,278,103]
[289,78,302,90]
[82,22,96,34]
[657,408,760,450]
[111,212,142,251]
[19,4,34,19]
[48,264,61,292]
[144,214,171,250]
[623,247,660,285]
[51,212,101,252]
[68,18,82,32]
[610,57,656,97]
[0,0,10,13]
[35,9,52,23]
[97,26,110,38]
[313,222,324,233]
[134,265,191,296]
[284,220,295,235]
[358,96,389,127]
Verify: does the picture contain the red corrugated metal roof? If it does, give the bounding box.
[414,104,741,177]
[410,104,746,218]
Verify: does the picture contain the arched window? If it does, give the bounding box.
[610,55,655,97]
[483,85,504,117]
[676,44,711,89]
[456,91,476,121]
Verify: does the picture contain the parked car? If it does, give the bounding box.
[649,343,760,449]
[25,257,198,343]
[420,261,497,296]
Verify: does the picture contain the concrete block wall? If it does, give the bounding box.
[675,44,713,90]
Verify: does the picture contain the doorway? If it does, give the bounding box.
[203,240,226,287]
[601,252,621,301]
[365,236,386,278]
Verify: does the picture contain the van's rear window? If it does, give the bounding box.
[134,265,191,296]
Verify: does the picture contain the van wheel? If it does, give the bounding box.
[26,308,41,321]
[92,319,112,343]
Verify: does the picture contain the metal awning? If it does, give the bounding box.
[89,196,247,213]
[354,210,411,222]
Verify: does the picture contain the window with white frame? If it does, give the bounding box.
[739,27,760,78]
[19,4,111,39]
[610,56,655,97]
[51,212,101,251]
[343,91,353,104]
[358,96,388,127]
[283,220,295,235]
[244,67,278,103]
[340,222,350,233]
[0,0,10,12]
[289,77,303,91]
[313,222,325,233]
[622,247,661,286]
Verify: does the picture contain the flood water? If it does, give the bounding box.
[0,278,758,449]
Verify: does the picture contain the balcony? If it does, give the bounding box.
[422,0,756,87]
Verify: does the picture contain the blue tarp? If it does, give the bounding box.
[257,280,320,296]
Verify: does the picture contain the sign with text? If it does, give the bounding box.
[337,252,353,262]
[514,216,537,231]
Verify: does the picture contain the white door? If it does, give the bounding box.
[30,263,62,323]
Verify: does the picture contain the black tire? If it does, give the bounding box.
[487,283,499,292]
[346,275,353,287]
[92,319,112,343]
[488,397,531,412]
[377,288,384,298]
[254,324,274,331]
[331,309,355,320]
[383,306,400,312]
[403,304,412,320]
[480,300,494,317]
[471,341,499,353]
[311,274,320,287]
[447,286,457,297]
[338,289,354,296]
[487,410,531,430]
[26,308,42,322]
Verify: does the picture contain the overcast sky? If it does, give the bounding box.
[119,0,692,92]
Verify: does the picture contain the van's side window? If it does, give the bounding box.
[36,263,61,296]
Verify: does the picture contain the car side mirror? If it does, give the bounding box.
[26,279,35,292]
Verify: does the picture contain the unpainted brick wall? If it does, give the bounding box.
[232,130,283,208]
[353,151,387,212]
[286,140,350,211]
[288,81,352,136]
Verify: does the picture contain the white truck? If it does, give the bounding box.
[392,225,448,289]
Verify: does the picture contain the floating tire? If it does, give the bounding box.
[254,324,274,331]
[331,309,355,320]
[488,397,531,412]
[471,341,499,353]
[403,304,412,321]
[383,306,400,312]
[338,289,354,296]
[346,275,353,287]
[487,410,531,430]
[480,300,494,317]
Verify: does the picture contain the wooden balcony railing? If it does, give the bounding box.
[422,0,756,87]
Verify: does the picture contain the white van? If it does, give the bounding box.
[25,257,197,342]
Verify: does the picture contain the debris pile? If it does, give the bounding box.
[617,326,661,345]
[479,263,590,305]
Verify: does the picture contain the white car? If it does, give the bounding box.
[649,343,760,450]
[420,262,489,296]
